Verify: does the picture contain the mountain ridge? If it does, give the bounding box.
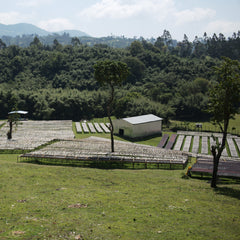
[0,23,89,37]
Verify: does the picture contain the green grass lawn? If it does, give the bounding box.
[0,154,240,239]
[171,114,240,135]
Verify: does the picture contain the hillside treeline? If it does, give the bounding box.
[1,30,240,60]
[1,31,239,121]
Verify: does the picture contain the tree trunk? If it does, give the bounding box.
[108,114,114,152]
[211,120,229,188]
[211,152,219,188]
[108,84,115,152]
[7,120,13,140]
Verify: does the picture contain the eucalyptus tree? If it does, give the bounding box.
[208,57,240,188]
[94,60,129,152]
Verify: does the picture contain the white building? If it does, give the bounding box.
[113,114,163,139]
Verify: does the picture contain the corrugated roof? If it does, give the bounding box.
[123,114,162,125]
[8,110,28,115]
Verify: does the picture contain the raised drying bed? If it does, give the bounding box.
[19,137,188,169]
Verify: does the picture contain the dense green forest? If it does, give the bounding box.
[0,30,240,121]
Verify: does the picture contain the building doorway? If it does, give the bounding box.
[119,129,124,136]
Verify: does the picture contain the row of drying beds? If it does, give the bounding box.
[75,122,110,133]
[174,132,240,158]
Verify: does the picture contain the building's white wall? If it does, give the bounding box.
[113,119,133,136]
[132,121,162,138]
[113,119,162,138]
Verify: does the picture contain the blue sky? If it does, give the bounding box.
[1,0,240,40]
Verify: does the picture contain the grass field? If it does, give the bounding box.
[0,154,240,239]
[0,117,240,239]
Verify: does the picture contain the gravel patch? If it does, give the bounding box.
[0,120,74,150]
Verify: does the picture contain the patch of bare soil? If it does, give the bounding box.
[68,203,88,208]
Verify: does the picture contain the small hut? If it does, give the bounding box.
[113,114,163,139]
[8,110,28,120]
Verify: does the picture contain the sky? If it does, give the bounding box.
[0,0,240,41]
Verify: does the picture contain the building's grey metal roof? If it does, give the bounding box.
[8,110,28,115]
[123,114,162,125]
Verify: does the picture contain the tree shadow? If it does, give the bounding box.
[214,186,240,200]
[19,158,183,170]
[115,133,162,143]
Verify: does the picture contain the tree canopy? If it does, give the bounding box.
[94,60,129,87]
[0,31,239,122]
[208,57,240,127]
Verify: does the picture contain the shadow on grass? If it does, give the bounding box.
[19,158,184,170]
[214,187,240,200]
[115,133,162,143]
[0,149,29,154]
[188,174,240,186]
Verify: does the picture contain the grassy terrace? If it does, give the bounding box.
[0,154,240,240]
[171,114,240,136]
[0,117,240,239]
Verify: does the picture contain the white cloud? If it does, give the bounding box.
[38,18,75,32]
[78,0,217,30]
[206,20,240,36]
[0,11,32,24]
[17,0,54,7]
[79,0,140,19]
[79,0,175,21]
[174,8,216,25]
[0,12,19,24]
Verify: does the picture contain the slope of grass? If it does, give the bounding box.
[171,114,240,135]
[0,154,239,239]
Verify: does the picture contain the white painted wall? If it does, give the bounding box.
[113,119,162,138]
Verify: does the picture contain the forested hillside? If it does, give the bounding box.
[0,31,239,121]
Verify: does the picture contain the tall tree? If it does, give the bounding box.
[0,39,6,49]
[94,60,129,152]
[192,36,206,57]
[71,37,81,47]
[154,36,165,51]
[30,36,42,49]
[161,30,173,51]
[207,57,240,188]
[178,34,192,57]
